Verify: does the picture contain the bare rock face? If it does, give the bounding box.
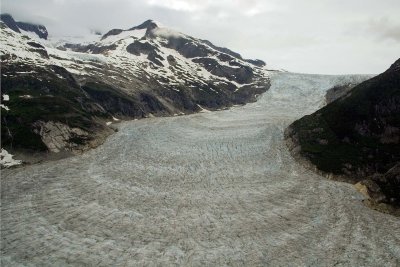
[0,13,20,33]
[33,121,89,153]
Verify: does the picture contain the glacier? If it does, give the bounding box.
[1,72,399,266]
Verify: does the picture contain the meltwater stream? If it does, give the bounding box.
[2,72,399,266]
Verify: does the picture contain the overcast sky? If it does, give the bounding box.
[2,0,400,74]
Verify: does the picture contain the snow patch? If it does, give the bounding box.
[48,33,101,47]
[15,71,36,74]
[1,104,10,111]
[0,149,22,168]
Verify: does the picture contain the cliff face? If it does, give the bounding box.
[285,59,400,213]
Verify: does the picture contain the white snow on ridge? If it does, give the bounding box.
[0,28,45,63]
[47,34,102,47]
[1,20,270,99]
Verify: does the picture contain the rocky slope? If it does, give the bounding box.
[0,14,270,166]
[285,59,400,214]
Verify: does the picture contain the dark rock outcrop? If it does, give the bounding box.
[81,82,164,118]
[0,14,48,39]
[126,41,164,66]
[163,36,211,58]
[27,41,49,58]
[201,39,242,59]
[201,39,266,67]
[126,40,158,55]
[16,21,48,39]
[356,163,400,216]
[128,19,158,31]
[192,57,253,84]
[285,58,400,214]
[0,13,20,33]
[101,28,124,40]
[102,20,158,41]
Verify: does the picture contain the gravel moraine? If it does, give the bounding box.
[1,72,399,266]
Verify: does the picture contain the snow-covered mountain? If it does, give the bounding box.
[57,19,270,99]
[0,13,48,39]
[0,14,271,161]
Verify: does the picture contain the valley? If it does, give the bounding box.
[2,72,399,266]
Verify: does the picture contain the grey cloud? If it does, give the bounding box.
[368,18,400,42]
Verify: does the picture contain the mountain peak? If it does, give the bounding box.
[129,19,159,31]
